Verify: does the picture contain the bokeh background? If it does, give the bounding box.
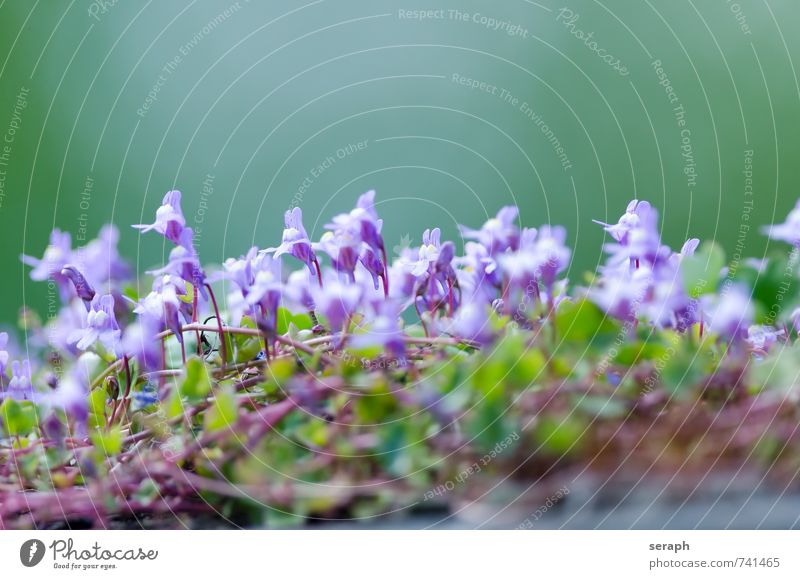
[0,0,797,324]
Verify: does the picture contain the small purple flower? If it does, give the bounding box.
[455,241,500,300]
[311,275,361,336]
[282,269,316,313]
[323,191,388,288]
[61,264,96,308]
[75,224,131,289]
[761,199,800,247]
[134,279,185,342]
[449,296,493,345]
[411,228,443,277]
[121,317,163,372]
[359,246,388,293]
[745,325,784,353]
[700,285,753,341]
[267,207,321,281]
[350,300,405,359]
[5,359,34,401]
[21,229,74,299]
[314,231,360,281]
[68,294,121,355]
[148,227,207,299]
[133,190,186,244]
[45,364,90,432]
[459,206,520,254]
[589,265,653,322]
[245,257,283,336]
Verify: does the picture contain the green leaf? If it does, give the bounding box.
[275,307,313,335]
[555,299,617,343]
[91,425,123,457]
[0,398,38,437]
[204,386,238,433]
[534,415,587,456]
[179,280,195,304]
[180,356,212,402]
[681,241,725,298]
[87,387,109,417]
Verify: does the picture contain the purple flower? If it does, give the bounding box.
[5,359,34,401]
[700,285,753,341]
[68,294,121,355]
[134,279,185,342]
[350,300,405,359]
[589,265,653,322]
[61,264,96,308]
[322,191,388,288]
[459,206,520,254]
[314,231,360,281]
[455,241,500,300]
[282,269,316,313]
[529,225,571,289]
[148,227,206,299]
[448,295,493,345]
[21,229,74,299]
[45,363,90,432]
[745,325,784,353]
[121,317,163,371]
[359,246,388,294]
[216,248,283,332]
[326,190,386,255]
[311,275,361,336]
[245,257,283,336]
[761,199,800,246]
[133,190,186,244]
[267,207,321,280]
[75,225,131,289]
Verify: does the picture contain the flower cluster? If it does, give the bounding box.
[3,190,799,434]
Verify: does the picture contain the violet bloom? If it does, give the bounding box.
[149,227,206,299]
[245,257,283,336]
[314,231,360,281]
[68,294,121,355]
[595,200,667,270]
[61,264,96,309]
[589,265,653,322]
[282,269,316,314]
[455,241,500,300]
[459,206,520,254]
[593,199,650,243]
[350,301,406,360]
[5,359,34,401]
[46,365,90,433]
[133,190,186,244]
[323,191,388,287]
[761,199,800,247]
[530,225,571,291]
[266,207,321,281]
[134,280,185,342]
[121,317,163,372]
[745,325,784,353]
[21,229,74,299]
[449,295,494,345]
[75,224,131,289]
[311,276,361,336]
[359,246,388,293]
[700,285,753,341]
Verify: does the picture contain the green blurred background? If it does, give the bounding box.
[0,0,797,324]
